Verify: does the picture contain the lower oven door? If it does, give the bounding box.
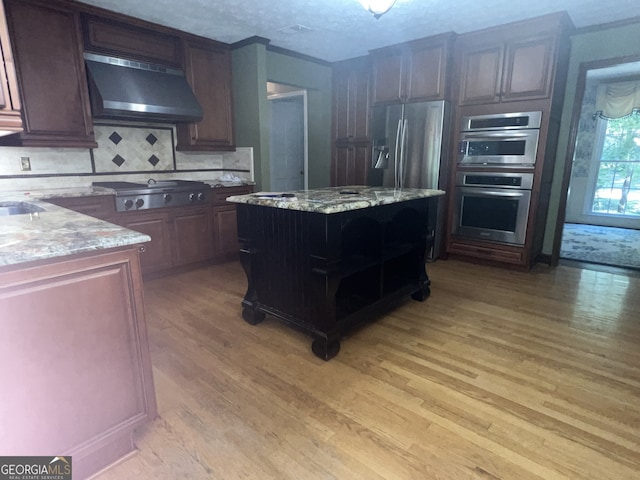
[453,186,531,245]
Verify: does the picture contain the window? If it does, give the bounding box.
[590,113,640,216]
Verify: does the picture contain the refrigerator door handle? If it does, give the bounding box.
[394,118,402,189]
[399,119,408,189]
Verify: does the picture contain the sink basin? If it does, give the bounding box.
[0,201,45,216]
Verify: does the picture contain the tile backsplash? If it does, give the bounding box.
[93,124,175,173]
[0,123,253,192]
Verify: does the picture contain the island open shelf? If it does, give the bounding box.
[228,186,444,360]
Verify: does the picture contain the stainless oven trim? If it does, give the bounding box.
[458,129,539,167]
[453,186,531,245]
[461,111,542,131]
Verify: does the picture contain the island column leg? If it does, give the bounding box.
[239,243,265,325]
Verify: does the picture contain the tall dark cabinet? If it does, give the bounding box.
[447,13,574,268]
[331,56,371,186]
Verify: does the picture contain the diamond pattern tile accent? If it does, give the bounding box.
[148,154,160,167]
[109,131,123,145]
[146,133,158,145]
[112,154,126,167]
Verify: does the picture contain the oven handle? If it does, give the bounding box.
[456,187,531,197]
[460,130,538,139]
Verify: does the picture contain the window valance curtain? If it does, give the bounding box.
[594,80,640,119]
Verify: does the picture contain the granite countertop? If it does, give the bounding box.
[227,186,446,214]
[0,192,150,268]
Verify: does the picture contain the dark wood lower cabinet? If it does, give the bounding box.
[48,186,252,277]
[332,143,370,186]
[0,247,156,479]
[117,211,173,274]
[172,206,212,266]
[213,205,240,257]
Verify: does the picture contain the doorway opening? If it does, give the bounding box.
[559,60,640,270]
[268,83,308,192]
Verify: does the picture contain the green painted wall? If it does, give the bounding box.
[231,41,332,191]
[232,43,270,190]
[266,51,332,189]
[543,21,640,255]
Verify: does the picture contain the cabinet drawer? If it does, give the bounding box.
[82,14,182,67]
[212,185,253,205]
[47,195,115,220]
[448,240,524,264]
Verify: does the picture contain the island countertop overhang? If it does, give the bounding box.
[226,186,445,214]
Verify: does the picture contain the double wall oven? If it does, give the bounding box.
[452,111,541,246]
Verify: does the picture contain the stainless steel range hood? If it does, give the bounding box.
[84,53,203,123]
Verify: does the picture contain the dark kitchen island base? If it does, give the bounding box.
[229,187,442,360]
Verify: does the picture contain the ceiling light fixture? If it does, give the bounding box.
[359,0,397,19]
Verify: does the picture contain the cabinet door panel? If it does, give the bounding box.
[172,208,212,265]
[372,51,403,104]
[118,214,172,273]
[333,57,370,142]
[407,44,446,101]
[502,36,555,102]
[176,39,234,151]
[332,144,370,187]
[213,206,240,257]
[4,0,95,147]
[333,70,350,140]
[82,15,182,67]
[458,44,504,105]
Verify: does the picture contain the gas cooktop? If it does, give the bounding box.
[92,180,210,211]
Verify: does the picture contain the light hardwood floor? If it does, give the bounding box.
[96,259,640,480]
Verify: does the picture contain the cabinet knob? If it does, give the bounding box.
[139,245,146,253]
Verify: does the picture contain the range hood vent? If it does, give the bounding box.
[84,53,203,123]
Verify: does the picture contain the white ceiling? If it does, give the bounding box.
[76,0,640,62]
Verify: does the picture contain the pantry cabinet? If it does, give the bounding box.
[455,13,572,106]
[333,56,370,143]
[331,56,371,186]
[371,33,455,104]
[2,0,95,147]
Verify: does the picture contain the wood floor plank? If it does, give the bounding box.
[96,259,640,480]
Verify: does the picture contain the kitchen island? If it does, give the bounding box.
[0,193,157,479]
[227,186,445,360]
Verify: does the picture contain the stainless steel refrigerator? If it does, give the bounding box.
[369,100,451,261]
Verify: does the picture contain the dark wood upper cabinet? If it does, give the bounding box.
[371,33,455,104]
[2,0,95,147]
[81,14,183,67]
[176,37,235,151]
[455,13,571,106]
[333,56,370,143]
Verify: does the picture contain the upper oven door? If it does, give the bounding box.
[458,129,539,167]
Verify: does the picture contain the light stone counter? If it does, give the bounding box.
[0,188,149,267]
[227,185,446,214]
